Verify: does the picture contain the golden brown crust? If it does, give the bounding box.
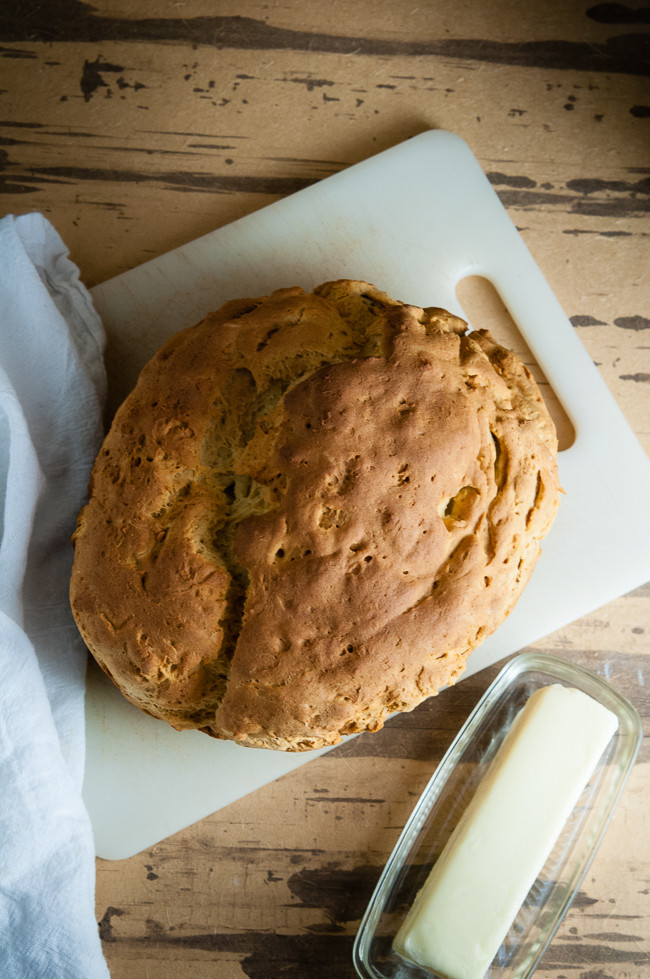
[70,280,561,750]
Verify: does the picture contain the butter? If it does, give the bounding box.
[393,684,618,979]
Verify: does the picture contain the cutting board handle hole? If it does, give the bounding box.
[455,275,575,451]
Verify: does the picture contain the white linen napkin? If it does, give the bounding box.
[0,213,110,977]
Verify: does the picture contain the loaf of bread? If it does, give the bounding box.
[70,280,561,750]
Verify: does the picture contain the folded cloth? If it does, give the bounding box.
[0,214,110,977]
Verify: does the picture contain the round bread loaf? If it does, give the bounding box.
[70,280,561,750]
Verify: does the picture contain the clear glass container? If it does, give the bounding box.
[353,651,642,979]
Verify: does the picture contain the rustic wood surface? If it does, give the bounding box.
[2,1,649,977]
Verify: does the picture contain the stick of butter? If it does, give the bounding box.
[393,683,618,979]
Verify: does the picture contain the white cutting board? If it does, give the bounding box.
[85,130,650,860]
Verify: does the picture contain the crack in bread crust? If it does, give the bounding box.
[70,280,561,750]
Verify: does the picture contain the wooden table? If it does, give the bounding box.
[2,2,649,976]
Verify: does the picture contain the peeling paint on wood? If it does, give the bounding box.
[2,3,650,77]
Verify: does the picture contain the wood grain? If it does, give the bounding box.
[2,0,649,975]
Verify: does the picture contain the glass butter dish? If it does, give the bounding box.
[353,652,642,979]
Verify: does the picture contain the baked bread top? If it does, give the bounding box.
[70,279,561,750]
